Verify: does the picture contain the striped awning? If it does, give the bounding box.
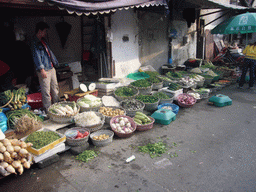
[38,0,168,16]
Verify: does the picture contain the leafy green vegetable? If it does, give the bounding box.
[146,77,162,84]
[138,141,168,158]
[75,150,98,162]
[131,79,152,88]
[144,71,160,77]
[136,94,159,103]
[166,71,183,79]
[25,131,61,149]
[153,92,170,99]
[115,86,136,97]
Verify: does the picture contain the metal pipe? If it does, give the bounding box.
[204,11,230,27]
[199,9,228,17]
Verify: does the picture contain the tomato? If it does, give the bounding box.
[83,131,89,137]
[77,131,83,137]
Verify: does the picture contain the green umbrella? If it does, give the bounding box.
[211,12,256,35]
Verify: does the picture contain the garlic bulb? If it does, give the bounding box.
[6,165,16,174]
[0,145,6,153]
[6,145,14,153]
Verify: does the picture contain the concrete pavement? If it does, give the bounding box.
[0,84,256,192]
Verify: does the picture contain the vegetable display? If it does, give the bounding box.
[0,138,33,176]
[146,77,162,84]
[0,88,27,110]
[153,92,170,100]
[110,116,134,134]
[166,71,183,79]
[179,77,195,87]
[144,71,160,77]
[25,131,61,149]
[157,75,172,82]
[133,112,152,125]
[6,109,43,131]
[121,99,144,111]
[74,111,101,127]
[49,101,78,116]
[77,95,102,108]
[177,94,196,105]
[136,94,159,104]
[130,79,152,88]
[93,134,109,141]
[99,107,125,117]
[114,86,136,97]
[168,83,182,91]
[187,92,201,100]
[75,150,98,162]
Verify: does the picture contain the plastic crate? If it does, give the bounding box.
[151,108,176,125]
[160,87,183,100]
[208,94,232,107]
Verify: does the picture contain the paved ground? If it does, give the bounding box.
[0,84,256,192]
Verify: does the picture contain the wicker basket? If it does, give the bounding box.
[120,99,145,117]
[110,115,137,138]
[153,91,174,105]
[177,93,196,108]
[152,81,163,90]
[74,112,105,132]
[134,116,155,131]
[98,106,126,124]
[48,101,80,124]
[76,97,103,113]
[130,84,153,95]
[90,130,114,147]
[113,86,139,101]
[65,127,90,146]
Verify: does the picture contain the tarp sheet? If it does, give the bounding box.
[40,0,167,15]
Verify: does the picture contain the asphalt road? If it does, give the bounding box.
[0,84,256,192]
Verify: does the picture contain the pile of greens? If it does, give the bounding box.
[166,71,183,79]
[153,92,171,100]
[136,94,159,103]
[25,131,61,149]
[144,71,160,77]
[75,150,98,162]
[131,79,152,88]
[138,141,168,158]
[115,86,136,97]
[146,77,162,84]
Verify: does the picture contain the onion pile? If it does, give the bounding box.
[177,94,196,105]
[0,138,33,176]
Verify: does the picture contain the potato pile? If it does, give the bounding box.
[99,107,125,117]
[0,138,33,176]
[93,134,109,141]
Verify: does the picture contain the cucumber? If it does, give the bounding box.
[133,118,142,125]
[135,112,151,122]
[134,114,147,121]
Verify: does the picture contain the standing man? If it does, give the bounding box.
[31,22,59,111]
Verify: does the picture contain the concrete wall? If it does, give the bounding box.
[111,9,141,78]
[13,16,81,64]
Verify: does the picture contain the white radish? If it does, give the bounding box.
[23,161,31,169]
[0,153,3,161]
[19,148,28,157]
[17,166,24,175]
[12,160,22,169]
[55,108,66,116]
[14,146,21,152]
[11,152,18,159]
[65,105,74,114]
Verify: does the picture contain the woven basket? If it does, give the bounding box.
[90,130,114,147]
[120,99,145,117]
[157,75,173,87]
[177,93,196,108]
[153,91,174,105]
[74,112,105,132]
[113,86,139,101]
[65,127,90,147]
[134,116,155,132]
[98,106,126,124]
[48,101,80,124]
[130,84,153,95]
[152,81,163,90]
[110,115,137,138]
[76,97,103,113]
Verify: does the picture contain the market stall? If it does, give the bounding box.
[0,61,238,178]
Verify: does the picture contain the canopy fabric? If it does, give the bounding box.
[39,0,167,16]
[211,12,256,34]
